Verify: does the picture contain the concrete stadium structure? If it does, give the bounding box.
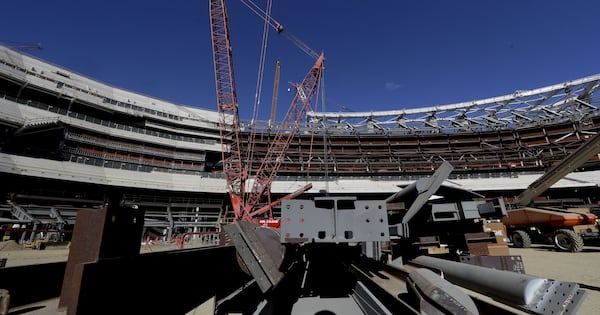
[1,43,600,239]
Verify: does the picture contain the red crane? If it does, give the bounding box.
[210,0,324,223]
[210,0,246,220]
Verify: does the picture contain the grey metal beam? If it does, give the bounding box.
[515,132,600,206]
[223,220,284,293]
[401,160,453,224]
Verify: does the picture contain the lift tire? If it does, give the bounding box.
[510,230,532,248]
[553,229,584,252]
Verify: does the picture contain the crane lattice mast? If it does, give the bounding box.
[210,0,324,222]
[209,0,246,219]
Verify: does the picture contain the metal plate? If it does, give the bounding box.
[281,197,389,243]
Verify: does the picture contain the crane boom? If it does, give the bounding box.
[269,59,281,131]
[245,53,325,218]
[1,41,43,51]
[513,132,600,206]
[210,0,246,218]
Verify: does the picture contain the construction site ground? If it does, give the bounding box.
[1,241,599,314]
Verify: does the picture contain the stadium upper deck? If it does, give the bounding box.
[308,74,600,134]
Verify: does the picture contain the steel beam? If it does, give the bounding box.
[223,220,284,293]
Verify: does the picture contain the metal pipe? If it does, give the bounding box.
[411,255,588,315]
[411,255,547,306]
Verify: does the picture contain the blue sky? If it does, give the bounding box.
[2,1,600,120]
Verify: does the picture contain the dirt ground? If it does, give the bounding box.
[1,241,599,314]
[0,240,182,267]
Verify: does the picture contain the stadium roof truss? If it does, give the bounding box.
[306,74,600,135]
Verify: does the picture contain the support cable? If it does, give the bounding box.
[246,0,273,185]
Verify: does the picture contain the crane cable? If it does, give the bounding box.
[240,0,320,60]
[241,0,327,198]
[245,0,273,180]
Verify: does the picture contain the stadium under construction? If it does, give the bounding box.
[1,42,600,238]
[1,23,600,314]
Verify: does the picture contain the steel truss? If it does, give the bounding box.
[305,74,600,135]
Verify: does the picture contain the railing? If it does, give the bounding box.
[65,132,206,161]
[1,93,218,145]
[177,231,221,249]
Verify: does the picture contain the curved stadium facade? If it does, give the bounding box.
[1,44,600,237]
